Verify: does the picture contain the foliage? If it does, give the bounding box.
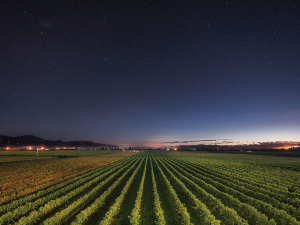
[1,152,300,224]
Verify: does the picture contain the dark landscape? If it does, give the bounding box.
[0,135,117,148]
[1,0,300,224]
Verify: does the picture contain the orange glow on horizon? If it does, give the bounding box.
[277,145,299,150]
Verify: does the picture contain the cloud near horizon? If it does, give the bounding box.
[164,139,232,144]
[176,141,300,149]
[164,139,216,144]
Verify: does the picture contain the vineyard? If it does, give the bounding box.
[1,151,300,224]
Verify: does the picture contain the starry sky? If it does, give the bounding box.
[1,0,300,148]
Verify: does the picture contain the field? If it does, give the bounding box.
[1,151,300,224]
[0,150,122,163]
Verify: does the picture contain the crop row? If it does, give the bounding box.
[69,156,142,225]
[163,153,294,191]
[168,155,300,203]
[196,157,298,189]
[153,156,192,224]
[180,157,300,208]
[45,156,143,225]
[129,156,148,225]
[160,156,273,224]
[0,153,128,205]
[0,156,133,215]
[150,157,166,225]
[163,156,299,225]
[99,156,145,224]
[0,157,134,224]
[172,157,300,218]
[0,157,135,225]
[183,156,297,194]
[2,152,299,225]
[155,155,245,225]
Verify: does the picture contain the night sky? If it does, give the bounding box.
[1,0,300,148]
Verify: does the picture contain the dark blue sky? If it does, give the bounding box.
[1,0,299,147]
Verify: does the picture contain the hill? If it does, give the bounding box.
[0,135,117,148]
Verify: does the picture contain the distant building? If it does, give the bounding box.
[123,150,139,153]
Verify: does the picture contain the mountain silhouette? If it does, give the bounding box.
[0,135,117,148]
